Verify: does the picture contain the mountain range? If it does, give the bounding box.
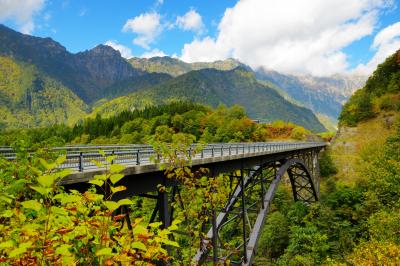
[0,24,366,132]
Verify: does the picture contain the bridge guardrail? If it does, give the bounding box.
[1,142,326,172]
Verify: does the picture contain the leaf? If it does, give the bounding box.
[55,155,67,166]
[98,150,106,157]
[9,242,31,258]
[91,160,105,168]
[88,179,104,187]
[51,206,68,216]
[133,225,148,236]
[110,164,125,174]
[39,158,56,171]
[110,174,124,184]
[148,222,163,228]
[9,247,26,258]
[111,186,126,193]
[53,194,81,205]
[117,199,133,206]
[1,210,13,218]
[94,174,108,181]
[106,155,116,163]
[30,186,51,196]
[96,247,113,256]
[169,219,182,231]
[0,240,14,249]
[55,244,71,256]
[131,242,147,251]
[161,238,180,247]
[104,201,119,211]
[0,195,13,204]
[21,200,42,212]
[56,169,72,179]
[37,175,56,187]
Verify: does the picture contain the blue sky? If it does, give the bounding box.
[1,0,400,76]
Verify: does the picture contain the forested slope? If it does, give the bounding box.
[92,67,326,132]
[0,56,88,128]
[253,49,400,265]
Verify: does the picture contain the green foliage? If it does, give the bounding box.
[0,56,89,129]
[339,89,375,126]
[0,147,178,264]
[277,225,329,265]
[339,49,400,126]
[0,102,315,146]
[364,50,400,96]
[257,212,289,259]
[319,149,338,177]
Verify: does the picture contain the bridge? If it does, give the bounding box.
[1,141,326,265]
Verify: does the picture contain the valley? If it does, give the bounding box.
[0,10,400,265]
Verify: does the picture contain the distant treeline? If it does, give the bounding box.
[0,101,313,147]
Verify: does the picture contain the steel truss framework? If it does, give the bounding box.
[128,150,321,265]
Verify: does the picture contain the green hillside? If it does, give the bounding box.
[94,67,326,132]
[102,72,172,99]
[0,24,143,103]
[340,49,400,126]
[0,56,88,128]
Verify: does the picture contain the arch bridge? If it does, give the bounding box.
[1,142,326,265]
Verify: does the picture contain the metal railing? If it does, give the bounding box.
[1,142,326,172]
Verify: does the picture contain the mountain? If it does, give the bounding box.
[256,68,367,123]
[0,24,145,103]
[0,56,88,128]
[128,56,243,77]
[0,24,326,132]
[102,72,172,99]
[93,67,326,132]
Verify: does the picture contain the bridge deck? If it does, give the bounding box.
[2,142,326,187]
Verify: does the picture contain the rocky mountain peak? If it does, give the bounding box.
[83,44,122,58]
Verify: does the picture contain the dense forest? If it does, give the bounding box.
[0,101,316,148]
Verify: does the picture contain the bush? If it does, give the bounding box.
[339,89,375,126]
[379,94,398,111]
[0,150,178,264]
[319,149,338,177]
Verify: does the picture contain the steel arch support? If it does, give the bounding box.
[194,157,319,265]
[243,158,318,265]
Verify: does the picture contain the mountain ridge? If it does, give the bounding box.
[0,23,341,131]
[92,66,327,132]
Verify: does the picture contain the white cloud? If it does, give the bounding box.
[78,8,87,17]
[0,0,46,34]
[156,0,163,6]
[354,21,400,74]
[123,12,162,49]
[141,48,167,58]
[176,9,205,34]
[180,0,393,76]
[105,40,133,59]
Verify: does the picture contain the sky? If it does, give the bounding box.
[0,0,400,76]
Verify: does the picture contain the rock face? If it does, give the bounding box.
[74,45,142,87]
[256,68,367,122]
[128,56,244,77]
[0,25,142,103]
